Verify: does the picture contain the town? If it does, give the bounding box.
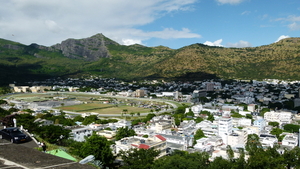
[1,77,300,168]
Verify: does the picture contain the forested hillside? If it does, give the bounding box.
[0,34,299,85]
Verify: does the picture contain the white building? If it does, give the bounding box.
[114,135,167,158]
[281,134,298,148]
[69,126,93,142]
[247,104,256,112]
[227,130,248,148]
[194,136,223,152]
[218,117,233,145]
[264,111,293,125]
[253,117,266,131]
[160,134,193,150]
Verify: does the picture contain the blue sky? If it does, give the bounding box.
[0,0,299,49]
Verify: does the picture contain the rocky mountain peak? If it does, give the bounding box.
[52,33,119,61]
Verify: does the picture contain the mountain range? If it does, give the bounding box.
[0,33,300,85]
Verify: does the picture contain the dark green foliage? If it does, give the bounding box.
[207,114,215,122]
[245,134,261,154]
[79,134,115,168]
[0,87,11,94]
[73,115,84,122]
[268,121,279,127]
[185,110,194,117]
[82,115,98,125]
[0,107,10,118]
[200,110,211,116]
[115,126,136,140]
[270,127,283,138]
[14,114,38,132]
[142,113,156,123]
[0,100,8,105]
[195,117,204,123]
[153,151,209,169]
[118,148,160,169]
[245,114,253,119]
[283,124,300,133]
[260,108,270,117]
[37,125,71,144]
[193,129,205,145]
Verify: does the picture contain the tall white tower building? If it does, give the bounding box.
[218,116,233,145]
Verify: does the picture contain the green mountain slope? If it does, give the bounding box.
[0,34,300,85]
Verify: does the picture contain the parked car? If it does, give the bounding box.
[0,127,30,143]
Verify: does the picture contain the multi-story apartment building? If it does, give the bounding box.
[218,116,233,145]
[264,111,292,125]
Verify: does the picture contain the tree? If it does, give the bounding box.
[283,124,300,133]
[195,117,204,123]
[15,114,38,132]
[118,148,160,169]
[0,100,8,105]
[82,115,98,125]
[283,146,300,169]
[153,151,209,169]
[79,134,115,168]
[185,110,194,117]
[270,128,283,138]
[37,125,71,144]
[208,156,232,169]
[245,134,261,154]
[260,108,270,117]
[193,129,205,145]
[115,126,136,140]
[268,121,279,127]
[73,115,84,122]
[123,109,128,120]
[0,107,10,118]
[245,114,253,119]
[130,112,135,118]
[207,114,215,122]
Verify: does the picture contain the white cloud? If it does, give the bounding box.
[226,40,252,48]
[204,39,223,47]
[0,0,200,46]
[122,39,143,46]
[275,35,290,42]
[288,22,300,31]
[216,0,245,5]
[275,15,300,31]
[44,20,62,33]
[241,11,251,15]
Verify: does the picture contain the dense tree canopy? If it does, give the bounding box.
[118,148,160,169]
[268,121,279,127]
[79,134,115,168]
[153,150,209,169]
[37,125,71,144]
[115,126,136,141]
[284,124,300,133]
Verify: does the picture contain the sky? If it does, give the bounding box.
[0,0,299,49]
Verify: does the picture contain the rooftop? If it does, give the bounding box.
[0,142,96,169]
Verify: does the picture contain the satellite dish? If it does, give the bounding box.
[79,155,95,164]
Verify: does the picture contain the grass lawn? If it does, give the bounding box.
[60,103,150,114]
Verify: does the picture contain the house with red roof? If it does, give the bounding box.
[114,135,167,158]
